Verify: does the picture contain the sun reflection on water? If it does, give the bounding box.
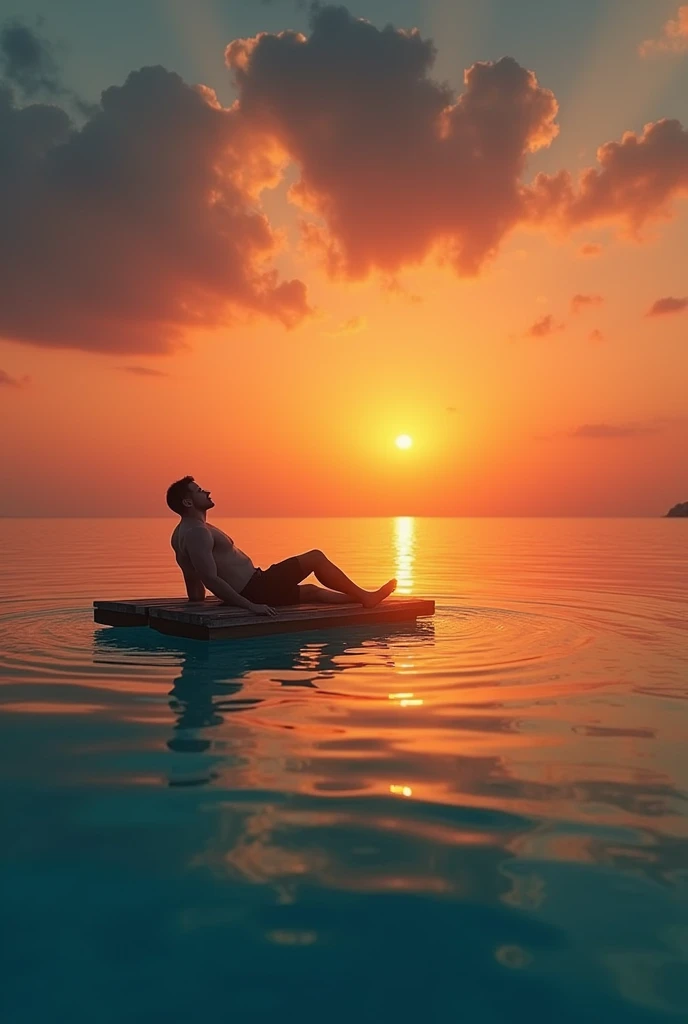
[393,515,415,594]
[388,691,424,707]
[389,784,413,797]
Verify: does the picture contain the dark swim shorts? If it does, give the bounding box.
[240,556,304,606]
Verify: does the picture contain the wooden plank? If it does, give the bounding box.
[150,596,430,625]
[93,598,200,613]
[94,609,149,627]
[92,597,207,626]
[149,598,435,641]
[93,595,435,639]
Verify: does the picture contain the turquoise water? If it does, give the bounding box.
[1,516,687,1022]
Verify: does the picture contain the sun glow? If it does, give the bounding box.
[395,434,413,449]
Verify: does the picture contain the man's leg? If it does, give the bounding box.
[299,583,353,605]
[295,550,396,608]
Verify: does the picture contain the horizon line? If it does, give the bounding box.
[0,514,676,520]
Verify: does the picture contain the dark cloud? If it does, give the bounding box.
[579,243,602,257]
[571,293,604,314]
[119,365,170,377]
[226,5,559,279]
[0,66,310,354]
[0,17,59,94]
[0,18,60,95]
[646,296,688,316]
[0,368,30,387]
[0,17,95,116]
[524,314,564,338]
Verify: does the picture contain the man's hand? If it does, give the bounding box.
[248,602,277,617]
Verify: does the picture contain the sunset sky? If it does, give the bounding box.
[0,0,687,517]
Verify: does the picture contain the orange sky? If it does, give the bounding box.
[0,2,687,516]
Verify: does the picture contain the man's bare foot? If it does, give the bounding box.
[361,579,397,608]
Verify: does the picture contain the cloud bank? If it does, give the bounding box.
[0,26,309,354]
[2,6,688,356]
[228,7,688,272]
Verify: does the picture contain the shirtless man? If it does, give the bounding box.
[167,475,397,618]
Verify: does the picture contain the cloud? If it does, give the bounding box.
[0,18,61,95]
[536,415,687,441]
[0,368,30,387]
[524,314,564,338]
[382,276,423,303]
[588,329,604,342]
[569,420,673,439]
[3,3,687,357]
[646,296,688,316]
[119,365,170,377]
[446,406,457,413]
[0,64,311,354]
[324,314,367,336]
[579,243,602,257]
[526,118,688,237]
[639,6,688,56]
[0,17,94,116]
[226,6,560,279]
[227,7,688,278]
[571,293,604,314]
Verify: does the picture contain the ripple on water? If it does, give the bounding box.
[0,603,180,671]
[0,606,178,720]
[315,605,597,701]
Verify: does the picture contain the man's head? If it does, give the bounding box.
[166,475,214,516]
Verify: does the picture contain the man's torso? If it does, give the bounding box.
[171,521,256,592]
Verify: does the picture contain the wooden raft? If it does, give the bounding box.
[93,596,435,641]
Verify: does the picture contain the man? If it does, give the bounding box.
[167,475,397,618]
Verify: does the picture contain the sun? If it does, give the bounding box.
[395,434,413,450]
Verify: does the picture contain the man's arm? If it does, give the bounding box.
[177,561,206,602]
[183,527,260,611]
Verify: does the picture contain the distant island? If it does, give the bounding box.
[665,502,688,517]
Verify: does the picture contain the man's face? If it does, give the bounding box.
[185,481,214,511]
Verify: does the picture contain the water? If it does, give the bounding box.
[1,517,687,1023]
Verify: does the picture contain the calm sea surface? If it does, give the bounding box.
[1,517,687,1023]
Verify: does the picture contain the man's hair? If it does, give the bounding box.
[166,475,194,515]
